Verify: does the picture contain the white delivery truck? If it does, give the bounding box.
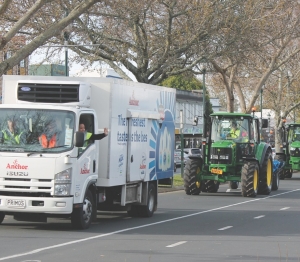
[0,75,176,229]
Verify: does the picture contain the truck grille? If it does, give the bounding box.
[0,177,52,197]
[210,148,232,164]
[18,83,79,103]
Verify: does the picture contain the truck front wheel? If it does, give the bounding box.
[71,189,94,230]
[0,212,5,224]
[241,162,259,197]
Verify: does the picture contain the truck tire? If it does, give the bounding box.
[0,212,5,224]
[272,169,280,191]
[71,189,94,230]
[258,149,273,195]
[229,181,239,189]
[205,180,220,193]
[274,155,285,180]
[241,162,259,197]
[184,159,202,195]
[140,183,156,217]
[127,184,156,217]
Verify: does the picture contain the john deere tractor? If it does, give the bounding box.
[184,112,277,197]
[275,123,300,179]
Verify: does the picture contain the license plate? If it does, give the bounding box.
[6,199,26,208]
[211,168,223,175]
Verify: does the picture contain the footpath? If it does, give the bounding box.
[158,185,184,193]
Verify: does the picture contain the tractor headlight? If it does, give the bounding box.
[211,155,218,159]
[219,155,229,160]
[54,168,72,196]
[290,147,296,151]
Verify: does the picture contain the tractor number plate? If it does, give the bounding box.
[211,168,223,175]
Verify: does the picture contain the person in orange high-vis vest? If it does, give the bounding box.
[39,133,57,148]
[39,118,63,148]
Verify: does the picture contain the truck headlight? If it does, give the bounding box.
[54,168,72,196]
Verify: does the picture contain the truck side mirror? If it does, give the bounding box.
[74,131,84,147]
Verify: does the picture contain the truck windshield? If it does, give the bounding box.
[0,109,75,153]
[211,117,250,142]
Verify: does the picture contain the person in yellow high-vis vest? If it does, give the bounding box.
[1,119,26,145]
[228,122,240,139]
[79,122,108,147]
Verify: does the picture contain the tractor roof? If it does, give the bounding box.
[210,112,253,118]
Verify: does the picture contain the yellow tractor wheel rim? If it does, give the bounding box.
[267,159,272,186]
[253,169,258,191]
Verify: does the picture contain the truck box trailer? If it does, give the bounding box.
[0,75,176,229]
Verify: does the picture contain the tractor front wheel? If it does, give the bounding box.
[241,162,259,197]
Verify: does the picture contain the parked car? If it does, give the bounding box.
[184,147,202,157]
[174,149,189,167]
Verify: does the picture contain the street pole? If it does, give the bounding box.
[260,88,263,128]
[202,67,206,137]
[180,110,184,178]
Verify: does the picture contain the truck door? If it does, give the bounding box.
[75,113,98,200]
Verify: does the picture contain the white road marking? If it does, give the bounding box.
[218,226,233,231]
[254,215,265,219]
[166,241,187,248]
[0,189,299,261]
[280,207,290,210]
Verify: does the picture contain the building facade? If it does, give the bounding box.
[175,89,220,149]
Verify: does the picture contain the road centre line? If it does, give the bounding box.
[218,226,233,231]
[280,207,290,210]
[1,189,299,261]
[254,215,265,219]
[166,241,187,247]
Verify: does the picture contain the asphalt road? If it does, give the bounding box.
[1,173,300,262]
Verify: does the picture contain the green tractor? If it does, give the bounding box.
[184,112,277,197]
[275,123,300,179]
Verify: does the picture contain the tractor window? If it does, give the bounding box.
[253,121,259,142]
[211,117,250,143]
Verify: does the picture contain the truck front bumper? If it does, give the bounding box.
[0,195,73,214]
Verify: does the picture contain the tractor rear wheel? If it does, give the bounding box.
[258,149,273,195]
[241,162,259,197]
[184,159,202,195]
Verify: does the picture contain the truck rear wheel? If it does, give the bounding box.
[0,212,5,224]
[205,180,219,193]
[241,162,259,197]
[71,189,94,230]
[184,159,202,195]
[127,183,156,217]
[140,183,156,217]
[258,150,273,195]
